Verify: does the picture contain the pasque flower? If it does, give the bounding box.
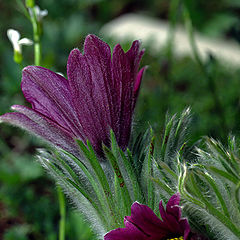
[0,35,145,156]
[104,193,207,240]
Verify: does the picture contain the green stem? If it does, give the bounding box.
[182,3,227,138]
[34,40,41,66]
[29,7,41,65]
[163,0,181,114]
[57,186,66,240]
[166,0,181,64]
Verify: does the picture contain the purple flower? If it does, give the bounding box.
[104,193,207,240]
[0,35,145,155]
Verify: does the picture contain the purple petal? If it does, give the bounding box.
[126,202,169,238]
[22,66,84,139]
[83,35,113,128]
[180,218,191,240]
[126,40,145,80]
[159,193,190,236]
[111,40,144,149]
[2,35,146,155]
[133,66,146,109]
[0,105,78,155]
[112,44,133,149]
[104,218,146,240]
[166,192,181,220]
[67,48,110,153]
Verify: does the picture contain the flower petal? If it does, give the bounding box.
[7,29,21,52]
[104,217,146,240]
[0,105,78,155]
[126,40,144,74]
[166,192,181,220]
[21,66,85,139]
[126,202,169,238]
[83,34,113,129]
[67,48,110,153]
[159,193,189,236]
[18,38,33,46]
[133,66,146,109]
[111,40,144,149]
[111,44,133,149]
[180,218,191,240]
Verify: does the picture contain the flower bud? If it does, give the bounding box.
[7,29,33,64]
[25,0,35,8]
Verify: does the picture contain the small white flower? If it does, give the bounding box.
[7,29,33,53]
[29,5,48,22]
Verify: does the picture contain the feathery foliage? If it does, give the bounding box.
[179,137,240,240]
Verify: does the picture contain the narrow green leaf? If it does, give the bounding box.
[207,138,239,178]
[152,177,175,196]
[206,166,239,184]
[161,115,174,157]
[158,161,178,180]
[60,149,113,228]
[189,173,240,238]
[178,163,204,207]
[103,145,132,216]
[147,136,154,209]
[41,157,97,211]
[76,140,118,224]
[110,130,143,202]
[235,181,240,214]
[197,170,230,218]
[55,151,84,189]
[121,149,143,202]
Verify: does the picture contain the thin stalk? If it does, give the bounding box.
[162,0,181,114]
[29,7,41,65]
[182,3,227,137]
[57,186,66,240]
[166,0,181,64]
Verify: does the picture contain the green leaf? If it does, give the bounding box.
[59,149,113,228]
[103,144,132,216]
[76,140,119,227]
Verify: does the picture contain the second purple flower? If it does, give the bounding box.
[0,34,145,156]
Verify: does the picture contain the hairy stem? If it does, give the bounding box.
[57,186,66,240]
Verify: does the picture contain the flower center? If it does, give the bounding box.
[166,237,184,240]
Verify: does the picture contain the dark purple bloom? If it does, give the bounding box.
[104,193,207,240]
[0,35,145,155]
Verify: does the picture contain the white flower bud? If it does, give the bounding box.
[7,29,33,63]
[7,29,33,54]
[29,5,48,22]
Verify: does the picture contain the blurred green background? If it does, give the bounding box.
[1,0,240,239]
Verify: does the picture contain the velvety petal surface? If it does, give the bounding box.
[67,35,145,152]
[104,218,147,240]
[111,44,133,148]
[126,202,168,238]
[159,193,190,238]
[133,66,146,109]
[21,66,85,139]
[0,105,78,155]
[67,48,110,153]
[111,40,144,149]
